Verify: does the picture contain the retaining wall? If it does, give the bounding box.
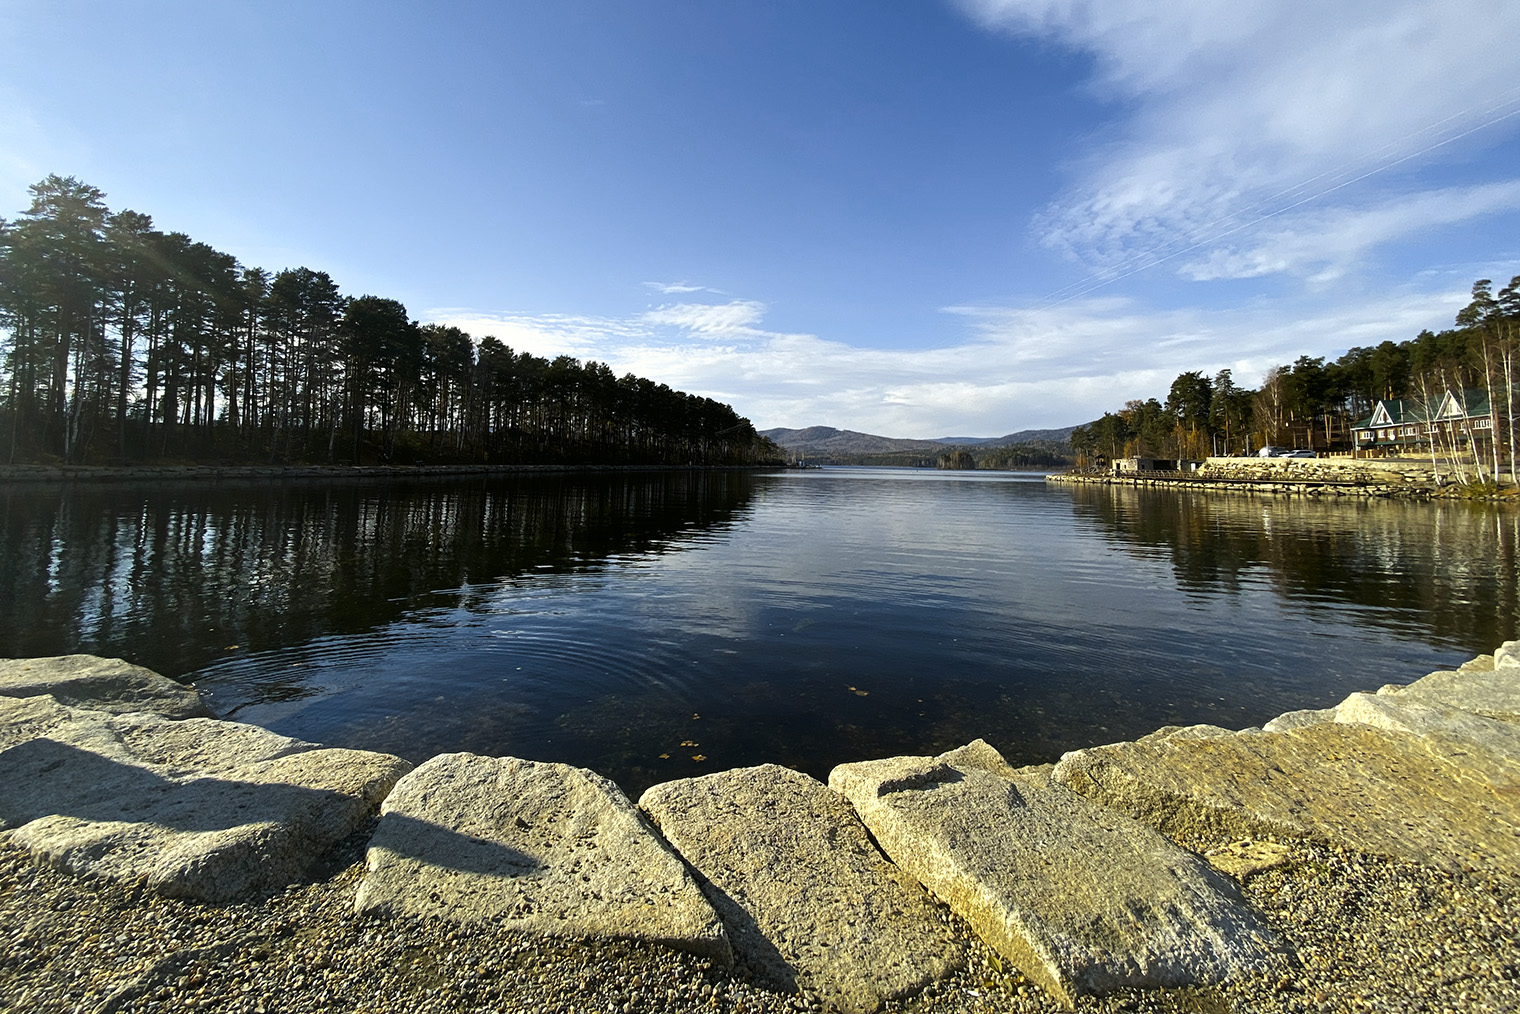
[1047,456,1493,499]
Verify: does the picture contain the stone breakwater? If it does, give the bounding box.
[1047,456,1512,499]
[2,651,1519,1013]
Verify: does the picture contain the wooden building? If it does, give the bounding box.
[1352,389,1496,457]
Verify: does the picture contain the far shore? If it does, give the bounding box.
[1049,453,1519,501]
[0,462,783,485]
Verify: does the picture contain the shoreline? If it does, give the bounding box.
[1045,471,1446,498]
[0,462,781,486]
[3,650,1518,1012]
[6,831,1513,1014]
[1047,455,1519,501]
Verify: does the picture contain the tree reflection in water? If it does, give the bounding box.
[0,472,758,679]
[1067,484,1520,652]
[2,471,1515,794]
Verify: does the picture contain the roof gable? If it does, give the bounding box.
[1434,388,1492,420]
[1357,389,1496,432]
[1366,398,1428,426]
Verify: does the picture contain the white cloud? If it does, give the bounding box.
[428,4,1520,438]
[643,281,719,295]
[424,309,648,362]
[956,1,1520,277]
[1181,180,1520,283]
[642,300,768,337]
[427,282,1473,437]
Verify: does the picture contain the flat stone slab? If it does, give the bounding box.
[1265,688,1520,748]
[1248,674,1520,794]
[1497,640,1519,669]
[1335,692,1520,754]
[829,740,1277,1006]
[639,764,964,1013]
[0,695,409,901]
[1202,840,1295,879]
[1375,663,1520,723]
[1261,707,1335,733]
[0,655,213,719]
[1053,721,1520,873]
[354,753,729,963]
[1263,652,1520,734]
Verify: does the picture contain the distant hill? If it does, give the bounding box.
[937,426,1079,447]
[759,426,951,457]
[761,424,1077,467]
[991,426,1078,446]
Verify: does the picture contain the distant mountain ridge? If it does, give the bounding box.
[760,425,1082,474]
[760,427,948,456]
[761,425,1076,459]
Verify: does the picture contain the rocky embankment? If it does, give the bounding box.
[2,651,1519,1013]
[1047,456,1514,498]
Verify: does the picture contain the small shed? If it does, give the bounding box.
[1113,458,1201,473]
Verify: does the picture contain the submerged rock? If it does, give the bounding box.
[828,740,1277,1007]
[355,753,729,963]
[639,764,963,1013]
[0,654,213,719]
[0,695,408,901]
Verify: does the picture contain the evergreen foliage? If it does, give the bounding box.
[1070,277,1520,482]
[0,176,781,468]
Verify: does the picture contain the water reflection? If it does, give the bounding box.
[0,472,758,679]
[1066,483,1520,652]
[1,469,1516,795]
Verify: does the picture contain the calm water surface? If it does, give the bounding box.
[3,468,1516,794]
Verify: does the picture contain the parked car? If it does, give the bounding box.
[1257,446,1288,457]
[1281,449,1316,458]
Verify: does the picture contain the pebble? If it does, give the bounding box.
[1,831,1517,1013]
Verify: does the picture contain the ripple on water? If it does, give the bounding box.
[6,468,1510,793]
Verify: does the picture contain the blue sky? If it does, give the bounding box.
[4,1,1520,437]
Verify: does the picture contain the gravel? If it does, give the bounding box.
[2,827,1516,1014]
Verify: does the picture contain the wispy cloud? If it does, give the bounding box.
[642,300,768,337]
[391,3,1520,438]
[1179,180,1520,284]
[956,1,1520,280]
[428,281,1475,436]
[643,281,722,295]
[422,309,649,362]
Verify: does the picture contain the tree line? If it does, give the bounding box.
[0,175,781,467]
[934,442,1068,470]
[1070,277,1520,482]
[791,442,1069,469]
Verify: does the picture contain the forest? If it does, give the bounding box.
[0,176,781,468]
[932,443,1068,470]
[1070,277,1520,480]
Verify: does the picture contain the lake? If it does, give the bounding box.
[2,467,1516,795]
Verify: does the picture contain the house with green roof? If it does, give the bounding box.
[1352,389,1496,457]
